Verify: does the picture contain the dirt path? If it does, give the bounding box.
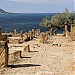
[0,35,74,75]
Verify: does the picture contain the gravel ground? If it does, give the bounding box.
[0,35,74,75]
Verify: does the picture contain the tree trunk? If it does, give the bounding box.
[49,27,52,35]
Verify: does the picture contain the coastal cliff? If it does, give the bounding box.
[0,8,9,13]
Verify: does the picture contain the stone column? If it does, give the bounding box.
[39,33,46,44]
[49,27,52,35]
[32,29,35,38]
[64,25,67,35]
[70,24,72,32]
[20,30,23,40]
[66,30,68,38]
[29,31,33,40]
[14,28,16,37]
[24,32,28,41]
[37,29,40,36]
[5,31,7,35]
[4,42,9,67]
[0,27,2,41]
[45,31,49,41]
[64,22,68,35]
[35,30,38,37]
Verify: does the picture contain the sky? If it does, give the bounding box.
[0,0,74,13]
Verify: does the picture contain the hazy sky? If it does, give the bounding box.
[0,0,74,13]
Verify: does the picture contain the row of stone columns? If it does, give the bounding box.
[23,29,40,41]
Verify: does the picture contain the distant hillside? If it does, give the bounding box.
[0,8,9,13]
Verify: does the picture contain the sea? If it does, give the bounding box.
[0,13,62,33]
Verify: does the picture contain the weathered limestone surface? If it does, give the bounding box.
[23,45,30,52]
[49,28,52,35]
[32,29,35,38]
[37,29,40,36]
[13,29,17,37]
[0,42,8,67]
[39,33,46,44]
[45,31,49,41]
[64,23,68,35]
[67,25,75,41]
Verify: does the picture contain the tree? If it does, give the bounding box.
[40,16,52,29]
[40,9,75,34]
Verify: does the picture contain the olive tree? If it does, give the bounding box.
[40,9,75,34]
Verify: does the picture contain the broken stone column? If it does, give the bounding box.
[9,51,21,63]
[14,51,21,58]
[29,31,33,40]
[32,29,35,38]
[64,22,67,35]
[49,28,52,35]
[2,35,7,41]
[66,30,68,38]
[24,32,28,41]
[20,30,23,40]
[4,42,9,67]
[45,31,49,41]
[70,24,72,32]
[28,31,30,38]
[5,31,7,35]
[28,31,32,40]
[23,45,30,52]
[35,30,37,37]
[71,26,75,41]
[14,28,17,37]
[37,29,40,36]
[39,33,46,44]
[0,41,9,67]
[0,27,2,41]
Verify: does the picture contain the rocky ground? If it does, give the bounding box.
[0,35,75,75]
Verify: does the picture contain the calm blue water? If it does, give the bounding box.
[0,13,55,33]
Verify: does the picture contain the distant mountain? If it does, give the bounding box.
[0,8,9,13]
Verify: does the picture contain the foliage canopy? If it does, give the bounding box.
[40,9,75,30]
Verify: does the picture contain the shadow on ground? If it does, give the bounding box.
[30,51,38,52]
[20,56,31,58]
[7,64,41,68]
